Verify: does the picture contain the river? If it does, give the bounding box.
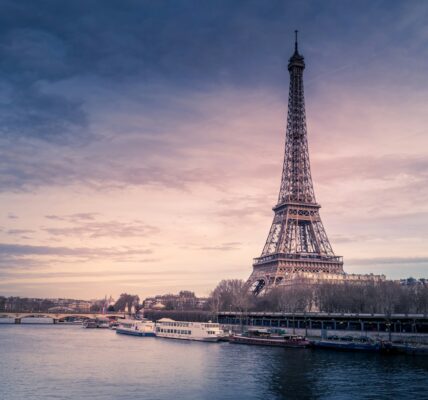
[0,325,427,399]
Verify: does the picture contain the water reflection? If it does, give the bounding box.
[266,349,428,400]
[0,326,427,400]
[267,349,318,399]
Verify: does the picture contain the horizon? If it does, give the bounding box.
[1,1,428,299]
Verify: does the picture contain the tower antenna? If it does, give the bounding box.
[295,30,298,52]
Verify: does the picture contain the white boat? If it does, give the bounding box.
[83,318,110,329]
[116,319,156,337]
[155,318,223,342]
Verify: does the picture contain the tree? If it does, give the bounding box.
[378,281,400,315]
[209,279,428,314]
[253,284,313,312]
[416,285,428,313]
[179,291,195,298]
[209,279,252,312]
[114,293,140,313]
[90,303,102,312]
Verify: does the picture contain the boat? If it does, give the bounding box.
[109,320,120,330]
[155,318,224,342]
[96,319,110,329]
[82,319,98,328]
[311,336,388,352]
[229,328,311,348]
[392,343,428,356]
[59,320,83,325]
[116,320,156,337]
[82,318,110,329]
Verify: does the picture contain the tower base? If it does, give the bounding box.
[247,253,344,294]
[246,256,387,295]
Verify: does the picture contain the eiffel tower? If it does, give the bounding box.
[247,32,344,294]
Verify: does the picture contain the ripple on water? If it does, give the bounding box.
[0,325,427,400]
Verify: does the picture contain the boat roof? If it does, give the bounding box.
[247,328,270,333]
[157,318,175,322]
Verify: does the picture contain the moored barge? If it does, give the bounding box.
[311,336,391,353]
[229,329,310,348]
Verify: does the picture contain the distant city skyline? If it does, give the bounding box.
[1,1,428,298]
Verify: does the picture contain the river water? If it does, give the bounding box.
[0,325,427,400]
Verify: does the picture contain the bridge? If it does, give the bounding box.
[0,312,126,324]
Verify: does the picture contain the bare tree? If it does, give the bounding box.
[114,293,140,313]
[209,279,252,312]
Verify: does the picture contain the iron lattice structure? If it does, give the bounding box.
[247,32,344,294]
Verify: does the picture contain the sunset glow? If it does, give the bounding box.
[1,1,428,298]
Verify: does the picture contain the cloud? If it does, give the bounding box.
[1,1,427,195]
[0,256,47,270]
[1,1,428,297]
[45,213,98,221]
[215,193,274,222]
[198,242,242,252]
[0,243,152,260]
[313,155,428,185]
[0,0,424,145]
[345,256,428,279]
[347,256,428,266]
[2,229,35,240]
[0,26,88,144]
[329,234,378,244]
[0,84,282,193]
[0,1,288,147]
[0,141,82,192]
[41,214,159,239]
[5,229,34,235]
[44,222,157,239]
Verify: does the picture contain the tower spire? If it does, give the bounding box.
[295,29,298,53]
[246,33,344,295]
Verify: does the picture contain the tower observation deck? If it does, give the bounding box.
[246,32,344,294]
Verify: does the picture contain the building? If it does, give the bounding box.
[143,291,208,310]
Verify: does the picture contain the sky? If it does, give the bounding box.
[1,0,428,299]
